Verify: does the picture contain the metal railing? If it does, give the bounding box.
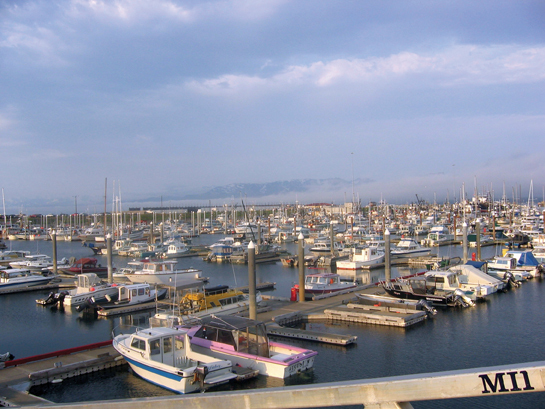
[23,360,545,409]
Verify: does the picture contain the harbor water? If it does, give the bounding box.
[2,236,545,408]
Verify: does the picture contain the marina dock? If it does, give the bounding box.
[0,342,124,407]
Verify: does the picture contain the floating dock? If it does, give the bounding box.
[0,342,125,407]
[266,324,357,345]
[322,303,428,327]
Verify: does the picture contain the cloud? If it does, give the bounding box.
[186,44,545,96]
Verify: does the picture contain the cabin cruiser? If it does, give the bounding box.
[58,257,110,277]
[0,268,58,290]
[112,326,257,393]
[161,240,190,258]
[336,246,384,270]
[383,275,475,307]
[487,257,532,282]
[124,259,203,288]
[391,238,433,259]
[502,249,544,277]
[77,282,168,312]
[421,226,453,246]
[309,241,344,254]
[296,272,358,296]
[184,315,318,379]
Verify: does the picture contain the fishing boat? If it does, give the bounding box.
[185,315,318,379]
[58,257,110,277]
[391,238,433,259]
[336,246,384,270]
[112,326,257,394]
[124,259,203,288]
[59,273,121,307]
[382,275,475,307]
[178,285,261,317]
[0,268,58,290]
[297,272,358,295]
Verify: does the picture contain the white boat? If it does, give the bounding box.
[336,246,384,270]
[487,257,532,281]
[112,326,256,394]
[62,273,121,306]
[423,269,495,301]
[421,225,453,246]
[309,241,344,254]
[0,250,31,266]
[185,315,318,379]
[124,259,203,288]
[161,240,190,259]
[300,272,358,294]
[85,282,168,311]
[391,238,433,259]
[9,254,51,270]
[502,249,544,277]
[0,268,58,290]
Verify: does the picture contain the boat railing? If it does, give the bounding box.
[111,324,145,340]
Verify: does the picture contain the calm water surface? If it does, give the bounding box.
[2,236,545,408]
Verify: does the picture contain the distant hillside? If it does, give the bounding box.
[181,178,372,200]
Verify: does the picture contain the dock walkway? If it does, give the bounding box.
[0,342,123,407]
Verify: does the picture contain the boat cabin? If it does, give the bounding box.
[127,327,193,367]
[191,316,270,357]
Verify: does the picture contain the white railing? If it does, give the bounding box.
[38,360,545,409]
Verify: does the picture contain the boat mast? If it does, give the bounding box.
[104,178,107,241]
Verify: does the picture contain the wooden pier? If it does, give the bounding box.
[0,342,125,407]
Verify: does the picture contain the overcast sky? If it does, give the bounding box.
[1,0,544,214]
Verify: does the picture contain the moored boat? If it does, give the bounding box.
[0,268,58,290]
[112,325,257,393]
[336,246,384,270]
[58,257,110,277]
[61,273,121,307]
[299,272,358,294]
[124,258,203,288]
[391,238,433,259]
[184,315,318,379]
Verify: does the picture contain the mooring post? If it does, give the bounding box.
[160,222,164,245]
[298,232,305,302]
[384,229,391,282]
[51,229,57,275]
[248,241,257,320]
[107,233,113,284]
[462,222,468,263]
[330,223,334,256]
[257,222,262,246]
[476,221,481,261]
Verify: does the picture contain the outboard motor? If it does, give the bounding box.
[193,365,209,391]
[417,299,437,315]
[453,289,475,307]
[503,272,520,289]
[75,297,98,314]
[38,292,58,305]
